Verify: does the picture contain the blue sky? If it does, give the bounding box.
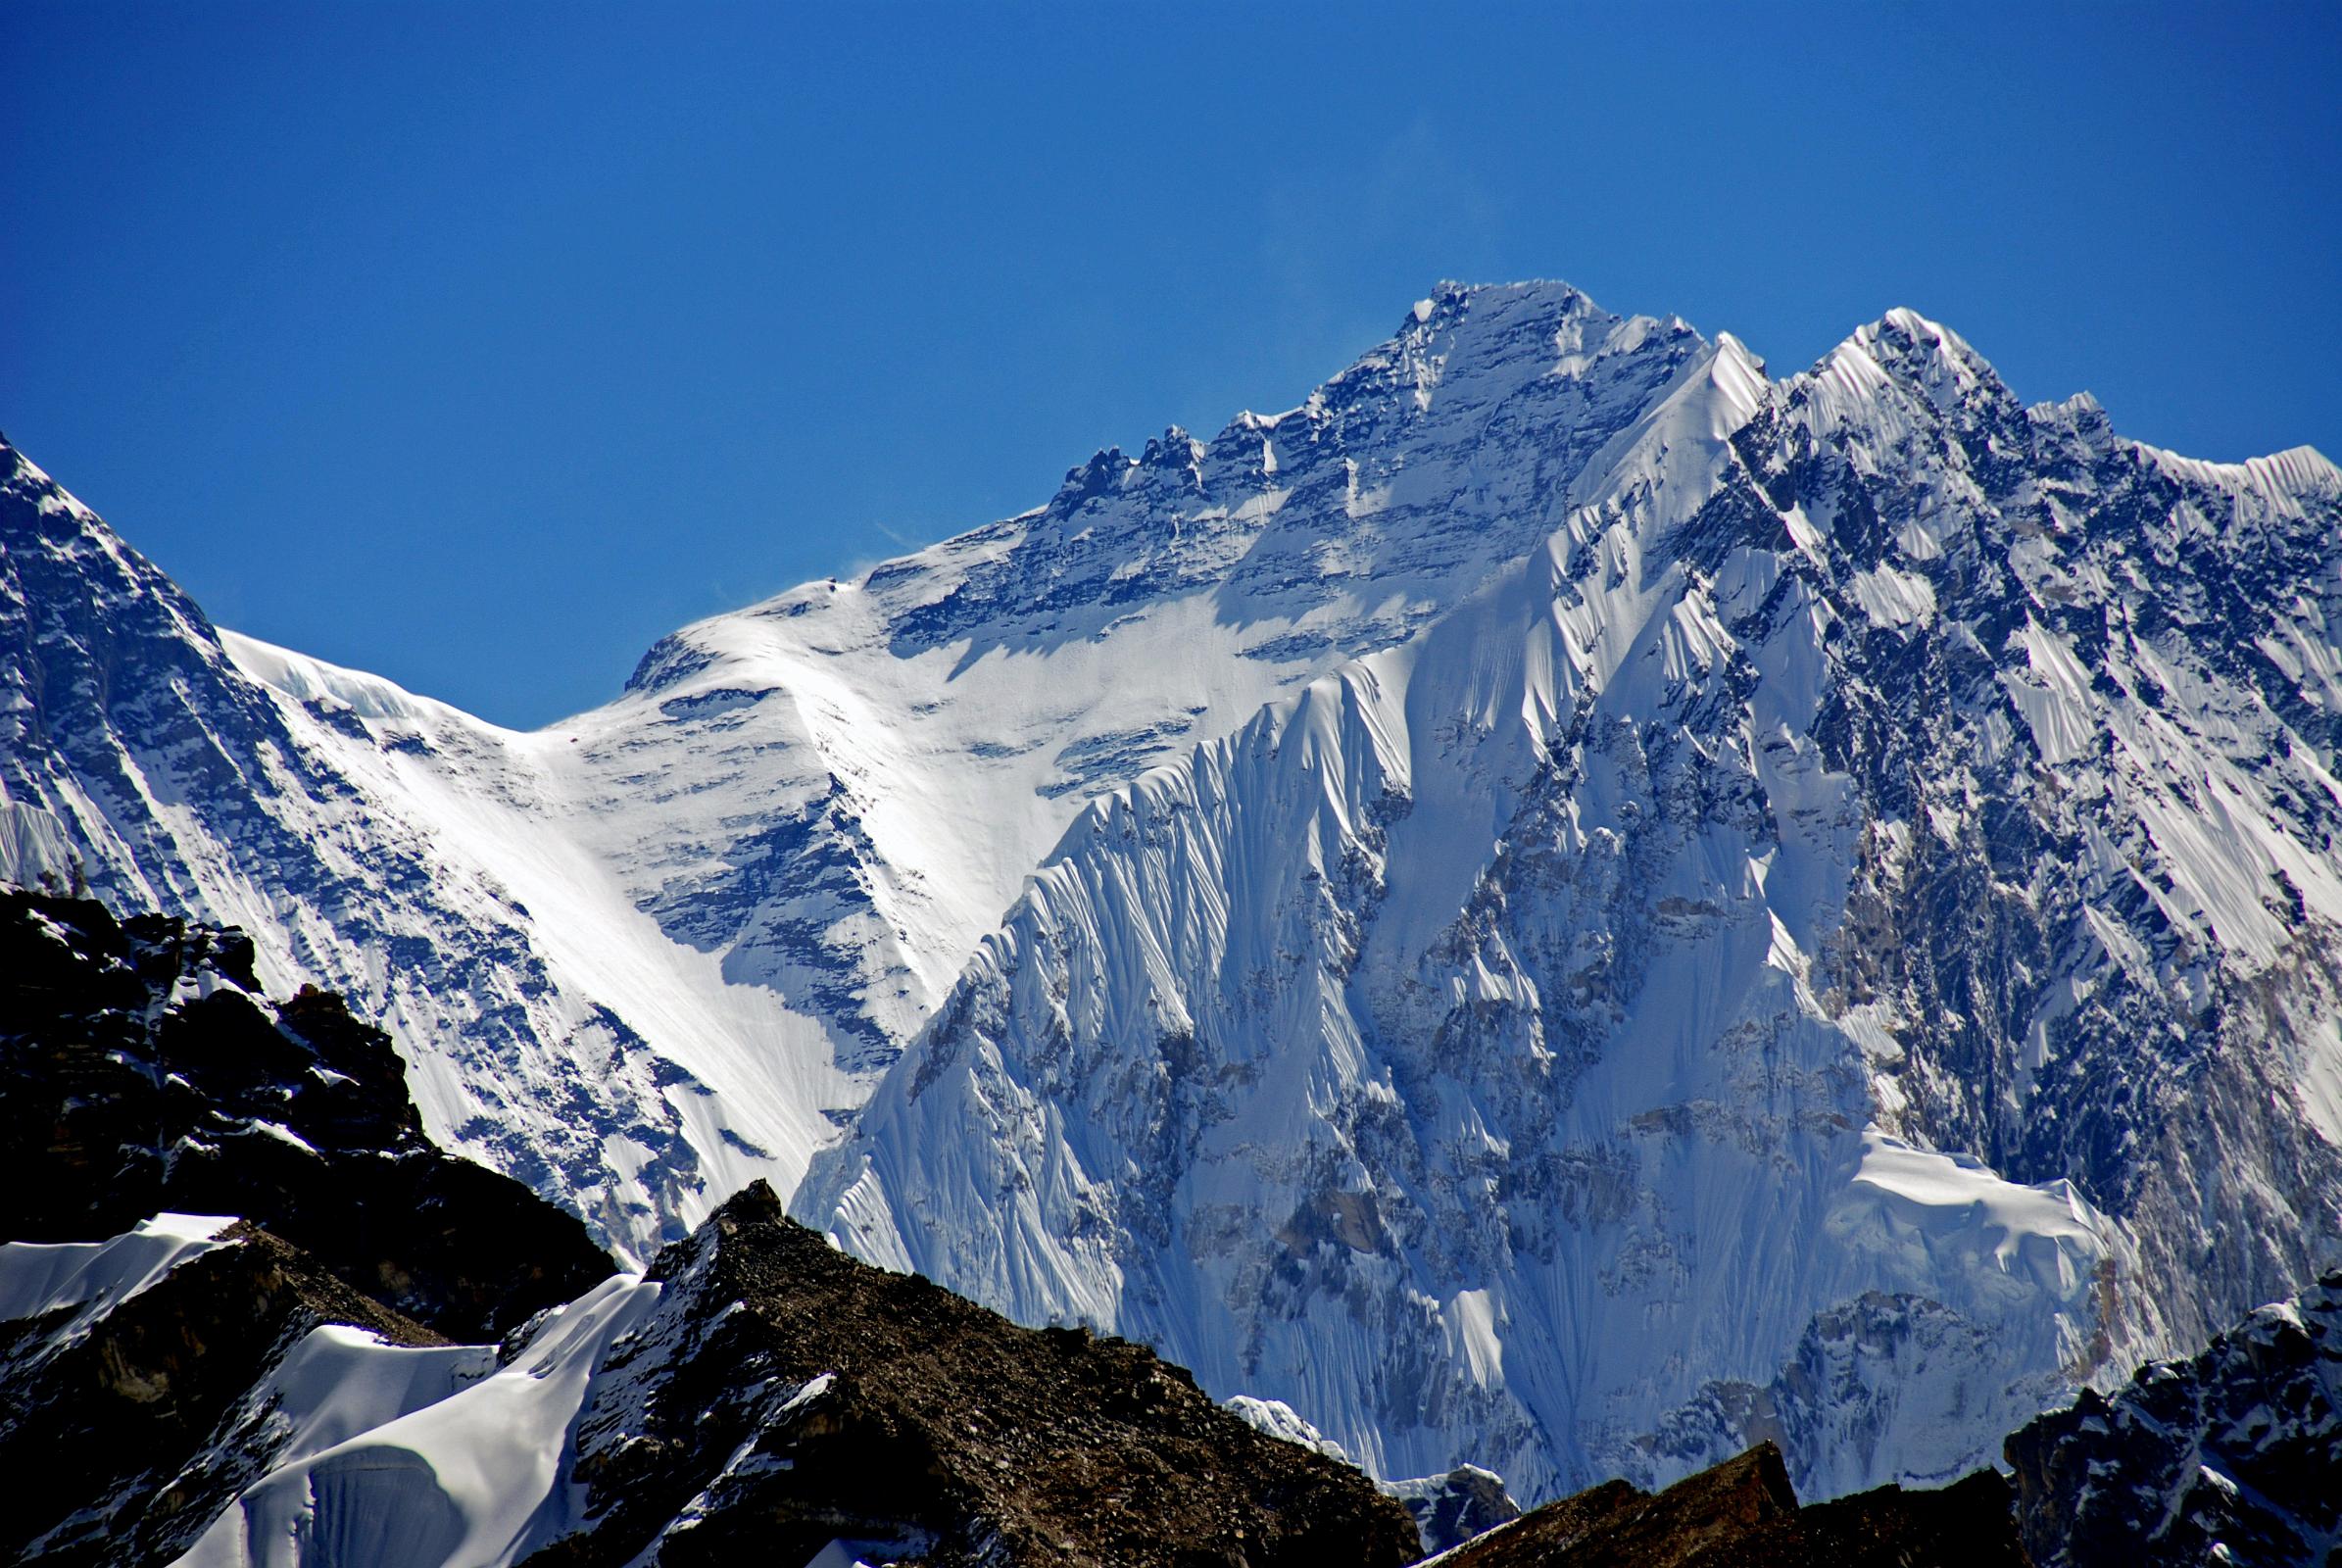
[7,2,2337,727]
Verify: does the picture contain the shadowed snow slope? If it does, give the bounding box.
[6,283,2342,1502]
[0,1213,237,1331]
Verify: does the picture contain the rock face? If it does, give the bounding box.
[0,887,613,1341]
[2005,1267,2342,1568]
[8,280,2342,1502]
[1437,1442,2026,1568]
[1387,1465,1523,1555]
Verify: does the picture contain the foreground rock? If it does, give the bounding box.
[1434,1443,2025,1567]
[2006,1266,2342,1568]
[0,889,613,1340]
[521,1181,1423,1567]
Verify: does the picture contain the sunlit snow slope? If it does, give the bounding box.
[7,283,2341,1502]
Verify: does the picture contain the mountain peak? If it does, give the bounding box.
[1847,306,2007,401]
[1793,305,2019,433]
[1393,279,1625,358]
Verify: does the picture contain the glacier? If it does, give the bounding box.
[5,280,2340,1501]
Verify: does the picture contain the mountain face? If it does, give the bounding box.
[799,301,2342,1498]
[5,280,2341,1505]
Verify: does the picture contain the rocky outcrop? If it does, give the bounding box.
[523,1181,1424,1568]
[2005,1267,2342,1568]
[1436,1443,2026,1567]
[1389,1465,1523,1555]
[0,888,613,1340]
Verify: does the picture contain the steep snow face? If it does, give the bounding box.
[803,309,2342,1501]
[0,282,1710,1263]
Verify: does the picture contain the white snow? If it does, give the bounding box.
[174,1274,660,1568]
[0,798,78,888]
[1834,1131,2109,1300]
[0,1213,239,1334]
[1224,1395,1353,1462]
[225,1325,500,1473]
[1844,563,1938,629]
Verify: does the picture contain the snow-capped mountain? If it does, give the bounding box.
[798,297,2342,1498]
[0,282,1703,1265]
[5,281,2340,1503]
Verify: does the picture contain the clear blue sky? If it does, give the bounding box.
[7,3,2337,727]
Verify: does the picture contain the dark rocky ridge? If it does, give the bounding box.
[524,1180,1425,1568]
[1437,1443,2027,1567]
[0,1220,449,1566]
[0,887,614,1340]
[2006,1265,2342,1568]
